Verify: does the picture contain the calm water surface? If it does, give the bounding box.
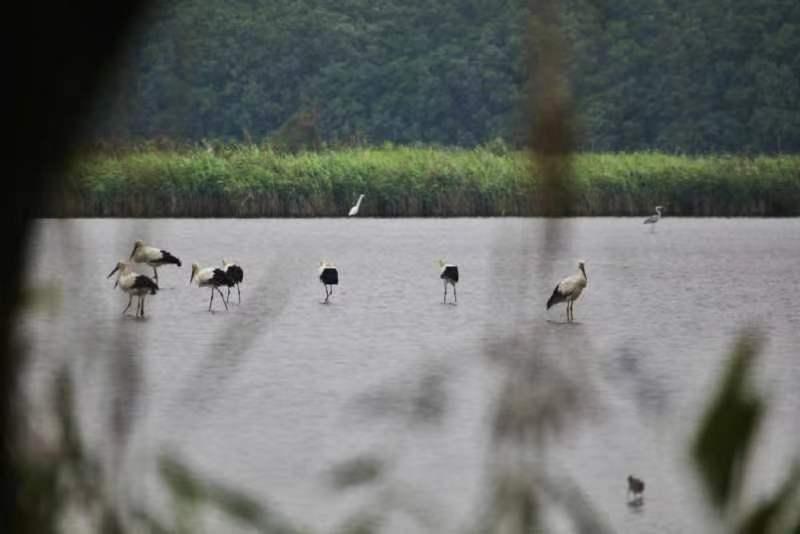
[21,218,800,533]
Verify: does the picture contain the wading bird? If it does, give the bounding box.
[190,263,232,312]
[129,239,182,283]
[107,261,158,317]
[627,475,645,502]
[348,194,365,216]
[546,260,588,322]
[439,259,459,304]
[643,206,663,231]
[222,259,244,304]
[319,261,339,303]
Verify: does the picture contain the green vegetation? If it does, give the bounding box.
[86,0,800,153]
[56,146,800,217]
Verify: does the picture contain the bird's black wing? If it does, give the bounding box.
[212,268,234,287]
[226,264,244,283]
[160,250,182,266]
[440,265,459,282]
[133,275,159,294]
[320,267,338,285]
[546,283,565,309]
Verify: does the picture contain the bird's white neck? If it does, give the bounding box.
[355,196,364,207]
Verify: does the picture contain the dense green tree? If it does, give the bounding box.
[87,0,800,153]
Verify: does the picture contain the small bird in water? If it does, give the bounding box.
[627,475,645,503]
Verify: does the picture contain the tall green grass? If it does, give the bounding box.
[52,146,800,216]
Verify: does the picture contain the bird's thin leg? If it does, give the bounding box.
[216,287,228,310]
[140,296,146,317]
[453,284,457,303]
[324,285,330,303]
[123,294,132,315]
[237,283,241,304]
[209,288,214,311]
[227,287,231,304]
[153,266,159,283]
[443,281,447,304]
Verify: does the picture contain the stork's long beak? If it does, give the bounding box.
[129,244,138,259]
[107,265,119,279]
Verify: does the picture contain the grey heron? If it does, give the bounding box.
[643,206,663,231]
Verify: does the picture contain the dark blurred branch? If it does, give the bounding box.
[2,3,152,531]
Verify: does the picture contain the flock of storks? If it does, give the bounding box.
[105,199,663,325]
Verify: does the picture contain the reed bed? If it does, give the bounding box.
[50,146,800,217]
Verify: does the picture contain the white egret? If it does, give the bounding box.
[348,194,365,216]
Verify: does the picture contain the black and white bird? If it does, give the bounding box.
[643,206,663,231]
[190,263,232,312]
[627,475,645,503]
[222,259,244,304]
[319,261,339,303]
[439,259,459,304]
[546,260,588,322]
[107,261,159,317]
[348,194,365,216]
[130,239,182,284]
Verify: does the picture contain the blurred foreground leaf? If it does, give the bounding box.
[159,453,299,533]
[328,456,383,490]
[737,463,800,534]
[691,331,765,511]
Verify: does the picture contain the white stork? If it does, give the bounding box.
[643,206,663,231]
[348,194,365,216]
[319,261,339,303]
[439,259,459,304]
[546,260,588,322]
[222,259,244,304]
[107,261,159,317]
[190,263,232,312]
[130,239,182,284]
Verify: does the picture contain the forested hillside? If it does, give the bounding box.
[88,0,800,153]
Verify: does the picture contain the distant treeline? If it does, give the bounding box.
[85,0,800,153]
[50,146,800,217]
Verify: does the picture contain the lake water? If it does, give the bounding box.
[20,218,800,533]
